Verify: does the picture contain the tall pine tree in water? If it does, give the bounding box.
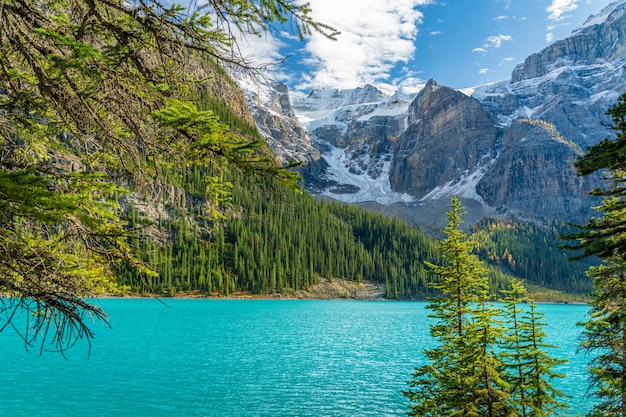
[501,279,568,417]
[566,93,626,416]
[0,0,336,352]
[404,196,511,416]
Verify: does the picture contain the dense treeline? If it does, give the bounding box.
[117,169,441,298]
[472,218,594,293]
[116,166,541,299]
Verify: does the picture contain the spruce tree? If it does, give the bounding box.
[580,251,626,416]
[501,279,568,417]
[404,196,511,416]
[565,93,626,416]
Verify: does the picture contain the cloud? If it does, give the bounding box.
[495,15,508,21]
[483,34,512,48]
[472,47,487,54]
[546,32,554,42]
[430,31,442,35]
[479,68,489,74]
[293,0,433,91]
[232,31,286,66]
[546,0,579,21]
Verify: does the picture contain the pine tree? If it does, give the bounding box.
[521,301,568,417]
[501,279,568,417]
[565,93,626,416]
[580,253,626,416]
[404,196,511,416]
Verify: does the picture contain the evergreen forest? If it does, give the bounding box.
[115,161,592,300]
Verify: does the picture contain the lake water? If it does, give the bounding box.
[0,299,591,416]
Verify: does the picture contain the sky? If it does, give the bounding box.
[236,0,617,94]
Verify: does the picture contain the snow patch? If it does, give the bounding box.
[575,0,626,34]
[420,157,495,206]
[356,103,410,122]
[318,143,414,205]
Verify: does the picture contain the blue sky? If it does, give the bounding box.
[237,0,616,94]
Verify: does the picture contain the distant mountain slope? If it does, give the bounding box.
[237,0,626,229]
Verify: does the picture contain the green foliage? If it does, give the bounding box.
[117,168,444,297]
[0,0,332,351]
[426,196,489,336]
[405,198,569,417]
[473,218,595,294]
[567,93,626,416]
[405,197,513,417]
[580,258,626,417]
[502,279,568,417]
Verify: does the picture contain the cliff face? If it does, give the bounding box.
[238,76,319,164]
[512,2,626,83]
[390,80,497,198]
[479,0,626,151]
[239,0,626,227]
[476,122,597,219]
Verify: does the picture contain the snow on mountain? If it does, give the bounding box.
[420,159,495,205]
[317,141,414,205]
[239,0,626,226]
[235,71,320,164]
[291,85,415,205]
[575,0,626,33]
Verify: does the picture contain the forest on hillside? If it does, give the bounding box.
[116,162,592,299]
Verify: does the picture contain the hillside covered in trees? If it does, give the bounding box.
[116,161,592,300]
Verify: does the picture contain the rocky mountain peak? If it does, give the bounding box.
[391,80,497,199]
[511,0,626,83]
[240,1,624,227]
[235,74,319,164]
[293,84,387,113]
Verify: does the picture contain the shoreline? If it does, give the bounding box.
[111,278,388,301]
[105,277,589,304]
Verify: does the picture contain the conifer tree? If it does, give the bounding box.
[404,196,511,416]
[565,93,626,416]
[581,255,626,417]
[501,279,568,417]
[0,0,335,352]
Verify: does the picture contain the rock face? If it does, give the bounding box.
[476,122,596,219]
[240,0,626,227]
[477,0,626,150]
[289,85,415,204]
[390,79,498,198]
[238,75,319,164]
[511,2,626,84]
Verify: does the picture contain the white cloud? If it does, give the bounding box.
[232,32,286,67]
[479,68,489,74]
[430,31,442,35]
[495,15,508,20]
[293,0,433,91]
[472,47,487,54]
[546,0,579,21]
[483,34,512,48]
[398,77,427,94]
[546,32,554,42]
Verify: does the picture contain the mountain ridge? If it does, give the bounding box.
[237,0,626,229]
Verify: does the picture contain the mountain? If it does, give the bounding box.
[239,0,626,230]
[237,72,319,164]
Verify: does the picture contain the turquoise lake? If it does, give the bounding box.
[0,300,591,416]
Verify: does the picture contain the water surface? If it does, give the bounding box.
[0,300,590,416]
